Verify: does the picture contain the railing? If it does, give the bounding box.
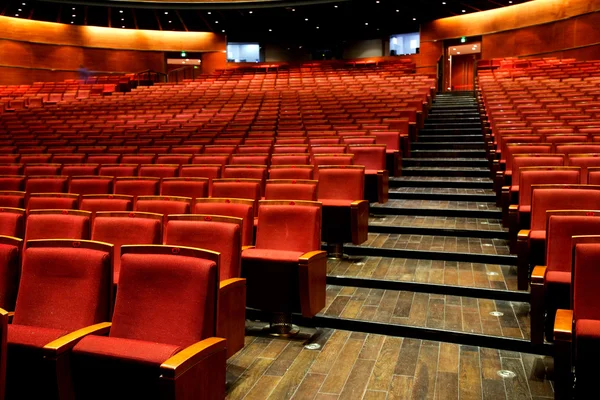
[132,69,168,86]
[167,66,198,84]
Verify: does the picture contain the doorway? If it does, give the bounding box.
[444,40,482,92]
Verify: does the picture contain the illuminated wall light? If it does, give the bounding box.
[457,51,461,54]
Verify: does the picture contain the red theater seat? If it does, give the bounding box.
[164,214,246,358]
[139,164,179,178]
[516,186,600,290]
[0,176,24,191]
[264,179,318,201]
[3,239,113,399]
[530,212,600,344]
[0,235,22,310]
[242,200,326,332]
[194,198,254,246]
[317,166,369,257]
[114,177,160,201]
[348,144,389,203]
[0,191,25,209]
[211,179,262,218]
[25,209,91,241]
[91,211,162,285]
[135,196,192,220]
[0,207,25,238]
[69,176,113,195]
[71,245,225,400]
[79,195,133,214]
[62,163,99,176]
[27,193,79,212]
[553,237,600,399]
[160,177,209,202]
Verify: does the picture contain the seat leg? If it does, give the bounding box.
[326,243,349,260]
[263,312,299,337]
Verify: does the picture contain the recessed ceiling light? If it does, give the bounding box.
[208,11,211,14]
[413,17,416,20]
[249,11,253,14]
[316,26,319,29]
[168,20,172,23]
[164,11,168,15]
[305,18,308,21]
[222,29,225,32]
[457,51,461,54]
[15,13,18,16]
[72,7,75,10]
[334,5,338,8]
[396,9,399,12]
[269,29,272,31]
[474,44,477,47]
[215,21,218,23]
[72,15,76,17]
[70,21,73,24]
[18,8,22,11]
[442,1,446,4]
[122,26,125,28]
[462,9,466,12]
[291,9,295,11]
[365,22,369,25]
[119,10,123,13]
[453,48,456,50]
[509,0,512,3]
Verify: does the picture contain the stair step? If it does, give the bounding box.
[390,176,493,189]
[403,158,489,168]
[418,134,484,142]
[410,150,488,159]
[369,214,508,240]
[370,200,501,219]
[388,187,495,201]
[412,142,485,150]
[419,127,482,134]
[424,122,482,129]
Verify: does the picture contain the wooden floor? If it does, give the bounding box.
[226,324,554,400]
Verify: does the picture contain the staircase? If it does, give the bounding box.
[316,92,547,355]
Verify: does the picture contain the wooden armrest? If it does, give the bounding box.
[517,229,531,240]
[531,266,547,285]
[509,204,518,212]
[160,337,226,379]
[241,245,255,251]
[554,309,574,342]
[299,250,328,263]
[350,200,369,207]
[501,186,510,192]
[219,277,246,291]
[496,171,505,178]
[43,322,112,356]
[298,250,327,317]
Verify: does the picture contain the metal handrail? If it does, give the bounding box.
[132,69,168,85]
[167,66,198,83]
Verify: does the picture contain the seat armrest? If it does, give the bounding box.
[298,250,327,318]
[241,245,255,252]
[509,204,519,213]
[530,266,547,344]
[160,337,227,379]
[531,266,546,285]
[219,278,246,291]
[350,200,369,245]
[554,309,573,342]
[517,229,531,240]
[43,322,112,357]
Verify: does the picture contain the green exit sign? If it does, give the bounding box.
[460,36,466,43]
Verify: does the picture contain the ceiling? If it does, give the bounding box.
[1,0,531,44]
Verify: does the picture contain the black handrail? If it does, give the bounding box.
[132,69,168,86]
[167,65,197,83]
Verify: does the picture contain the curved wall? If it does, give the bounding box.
[0,16,226,84]
[419,0,600,73]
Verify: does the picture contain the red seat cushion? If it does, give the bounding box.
[8,324,68,348]
[73,335,182,366]
[518,205,530,213]
[530,230,545,241]
[545,271,571,286]
[577,319,600,341]
[320,199,353,207]
[243,248,304,263]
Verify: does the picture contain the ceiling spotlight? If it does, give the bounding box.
[122,26,125,28]
[509,0,513,2]
[249,11,253,14]
[413,17,416,20]
[474,44,477,47]
[376,0,380,3]
[72,7,75,10]
[462,9,466,12]
[365,22,369,25]
[121,18,124,21]
[70,21,73,24]
[119,10,123,13]
[316,26,319,29]
[222,29,225,32]
[215,21,218,23]
[269,29,272,31]
[442,1,446,4]
[457,51,461,54]
[72,15,76,17]
[164,11,168,15]
[18,8,22,11]
[15,13,18,16]
[22,2,25,5]
[207,11,211,14]
[291,9,295,11]
[334,5,338,7]
[168,20,172,23]
[396,9,399,12]
[305,18,308,21]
